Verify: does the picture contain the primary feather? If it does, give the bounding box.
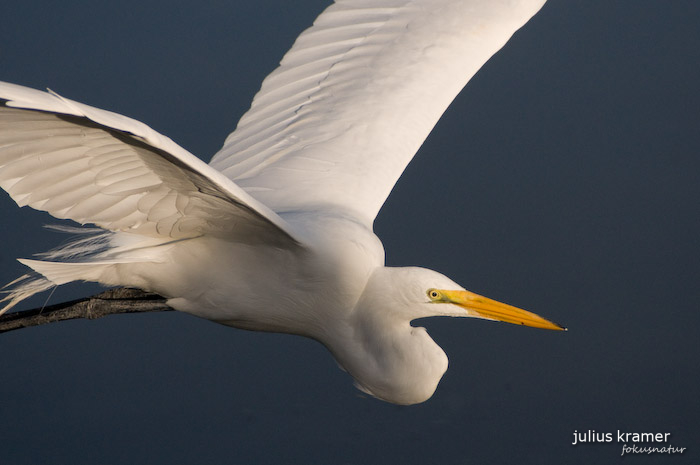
[0,83,297,242]
[212,0,546,224]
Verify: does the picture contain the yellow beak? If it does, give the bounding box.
[440,289,565,331]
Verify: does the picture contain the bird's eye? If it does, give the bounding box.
[427,289,442,301]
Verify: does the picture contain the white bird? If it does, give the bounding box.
[0,0,562,404]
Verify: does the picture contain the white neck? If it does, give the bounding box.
[320,268,450,405]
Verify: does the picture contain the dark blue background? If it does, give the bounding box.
[1,1,698,463]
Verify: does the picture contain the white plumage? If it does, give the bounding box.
[212,0,548,223]
[0,0,562,405]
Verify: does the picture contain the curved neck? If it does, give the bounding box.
[324,302,448,405]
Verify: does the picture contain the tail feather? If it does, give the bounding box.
[0,226,170,315]
[36,225,113,260]
[17,258,119,286]
[0,272,56,313]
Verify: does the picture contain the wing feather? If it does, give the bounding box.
[0,82,300,246]
[211,0,546,225]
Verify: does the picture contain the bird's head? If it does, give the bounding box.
[367,267,564,330]
[339,267,564,404]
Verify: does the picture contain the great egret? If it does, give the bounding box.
[0,0,562,405]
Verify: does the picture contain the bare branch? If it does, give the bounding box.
[0,288,173,334]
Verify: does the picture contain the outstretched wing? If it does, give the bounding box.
[0,82,299,246]
[211,0,546,225]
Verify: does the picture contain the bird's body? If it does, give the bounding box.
[0,0,563,404]
[127,221,458,404]
[141,212,382,338]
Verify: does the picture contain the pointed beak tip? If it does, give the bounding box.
[525,317,567,331]
[445,289,566,332]
[547,318,567,331]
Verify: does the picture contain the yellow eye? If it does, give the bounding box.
[427,289,442,301]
